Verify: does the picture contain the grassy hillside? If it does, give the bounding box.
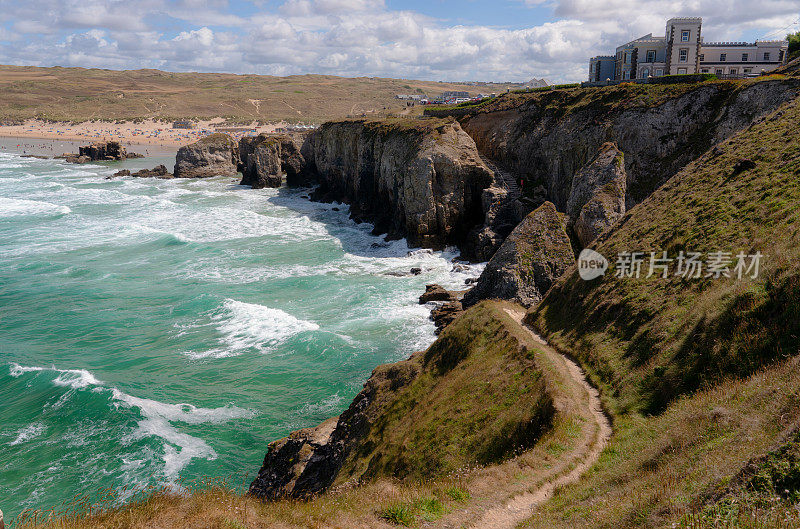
[528,92,800,417]
[335,302,554,483]
[518,81,800,527]
[0,65,515,124]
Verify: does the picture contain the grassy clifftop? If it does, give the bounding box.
[528,94,800,417]
[335,301,554,483]
[516,83,800,528]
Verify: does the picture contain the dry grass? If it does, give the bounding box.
[0,65,517,124]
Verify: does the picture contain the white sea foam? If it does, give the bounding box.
[7,362,255,480]
[183,299,320,359]
[9,423,47,446]
[0,196,71,217]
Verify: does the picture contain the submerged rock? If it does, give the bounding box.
[174,133,239,178]
[566,142,626,247]
[107,165,173,179]
[463,201,574,308]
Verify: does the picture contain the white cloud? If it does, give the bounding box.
[0,0,797,83]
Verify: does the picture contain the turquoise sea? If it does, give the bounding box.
[0,142,481,517]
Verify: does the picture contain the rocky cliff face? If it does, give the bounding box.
[78,141,127,161]
[458,79,800,210]
[303,119,494,252]
[238,133,309,188]
[250,355,423,500]
[174,133,240,178]
[462,202,575,308]
[566,142,626,247]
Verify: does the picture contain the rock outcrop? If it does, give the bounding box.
[78,141,127,161]
[566,142,626,247]
[174,133,239,178]
[303,119,494,252]
[463,202,575,308]
[238,133,308,188]
[250,356,422,500]
[107,165,173,179]
[455,78,800,210]
[430,301,463,333]
[419,284,458,304]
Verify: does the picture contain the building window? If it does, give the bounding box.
[624,52,630,64]
[701,68,709,73]
[720,53,727,62]
[780,50,785,62]
[742,53,748,61]
[715,68,723,76]
[681,30,690,42]
[679,48,688,62]
[699,53,705,61]
[744,68,752,74]
[764,52,770,61]
[655,68,664,76]
[729,68,738,75]
[642,67,650,78]
[646,50,656,63]
[677,68,687,75]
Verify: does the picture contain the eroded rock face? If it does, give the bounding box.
[459,79,800,209]
[79,141,127,161]
[248,417,340,500]
[108,165,173,179]
[419,284,458,304]
[174,133,239,178]
[238,134,308,189]
[304,119,494,252]
[249,357,422,500]
[566,142,626,247]
[463,201,575,308]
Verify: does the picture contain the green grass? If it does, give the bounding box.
[334,302,555,483]
[528,94,800,417]
[379,503,416,526]
[514,77,800,529]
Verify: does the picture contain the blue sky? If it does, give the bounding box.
[0,0,798,83]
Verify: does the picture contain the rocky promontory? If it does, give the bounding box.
[304,119,494,252]
[463,201,575,308]
[174,133,240,178]
[566,142,626,248]
[238,133,308,188]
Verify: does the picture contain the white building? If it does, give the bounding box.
[590,17,789,81]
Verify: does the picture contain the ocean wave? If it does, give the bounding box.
[0,196,71,218]
[8,423,47,446]
[7,363,255,479]
[183,299,320,359]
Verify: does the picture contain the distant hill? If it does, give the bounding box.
[0,65,519,124]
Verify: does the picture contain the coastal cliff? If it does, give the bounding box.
[302,119,495,252]
[430,77,800,209]
[250,302,554,500]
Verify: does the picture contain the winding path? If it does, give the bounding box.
[470,308,612,529]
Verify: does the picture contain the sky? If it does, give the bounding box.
[0,0,798,83]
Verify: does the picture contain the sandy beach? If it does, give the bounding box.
[0,118,290,148]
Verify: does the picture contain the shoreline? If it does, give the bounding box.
[0,118,294,149]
